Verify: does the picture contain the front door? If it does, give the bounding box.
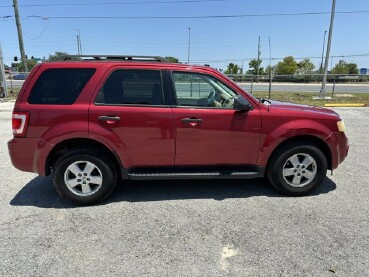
[170,71,261,166]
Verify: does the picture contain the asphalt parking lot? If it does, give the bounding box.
[0,102,368,277]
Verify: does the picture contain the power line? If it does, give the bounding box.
[1,0,225,8]
[24,18,51,40]
[189,53,369,63]
[1,10,369,21]
[4,53,368,63]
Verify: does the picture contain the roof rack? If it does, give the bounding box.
[58,55,169,63]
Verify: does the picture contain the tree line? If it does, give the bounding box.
[224,56,359,76]
[7,52,181,72]
[6,52,360,77]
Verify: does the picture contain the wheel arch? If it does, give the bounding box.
[266,135,333,171]
[45,138,124,176]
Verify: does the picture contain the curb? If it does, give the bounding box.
[324,103,367,107]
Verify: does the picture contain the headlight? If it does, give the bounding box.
[337,120,346,132]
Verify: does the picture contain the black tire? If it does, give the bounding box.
[53,148,117,205]
[267,142,327,196]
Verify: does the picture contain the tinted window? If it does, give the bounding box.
[95,70,164,105]
[28,68,95,105]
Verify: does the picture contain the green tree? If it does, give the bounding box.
[274,56,298,75]
[47,52,77,61]
[165,56,180,63]
[224,63,241,74]
[296,58,315,75]
[17,59,37,72]
[331,60,358,74]
[265,65,275,76]
[247,59,264,75]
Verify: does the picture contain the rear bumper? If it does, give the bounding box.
[8,138,52,175]
[324,131,349,170]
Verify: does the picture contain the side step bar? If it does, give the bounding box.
[123,166,265,180]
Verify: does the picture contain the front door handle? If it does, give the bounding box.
[182,118,203,123]
[182,118,202,127]
[98,115,120,122]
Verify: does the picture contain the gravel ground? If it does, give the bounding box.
[0,103,368,277]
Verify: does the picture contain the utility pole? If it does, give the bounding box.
[77,29,82,55]
[257,35,261,82]
[319,30,327,75]
[13,0,28,72]
[77,30,81,55]
[187,27,191,64]
[79,31,82,55]
[268,37,272,99]
[77,35,80,55]
[319,0,336,98]
[0,43,8,97]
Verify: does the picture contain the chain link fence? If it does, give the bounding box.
[226,73,369,96]
[1,71,369,99]
[226,73,369,83]
[1,71,30,98]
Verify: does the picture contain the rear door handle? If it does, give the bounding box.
[98,115,120,122]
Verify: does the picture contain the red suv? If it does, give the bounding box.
[8,55,349,204]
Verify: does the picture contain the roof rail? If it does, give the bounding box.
[58,55,169,62]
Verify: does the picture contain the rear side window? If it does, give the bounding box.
[95,69,164,106]
[28,68,95,104]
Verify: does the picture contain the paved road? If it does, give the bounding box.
[4,80,24,90]
[239,82,369,93]
[5,79,369,94]
[0,103,368,276]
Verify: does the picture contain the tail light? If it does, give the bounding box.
[12,112,30,137]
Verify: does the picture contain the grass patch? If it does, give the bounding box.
[1,87,21,101]
[251,91,369,107]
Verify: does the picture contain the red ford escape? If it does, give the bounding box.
[8,55,349,205]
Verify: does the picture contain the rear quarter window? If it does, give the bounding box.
[28,68,96,105]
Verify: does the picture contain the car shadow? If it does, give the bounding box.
[10,175,337,209]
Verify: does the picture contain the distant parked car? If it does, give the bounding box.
[12,73,28,80]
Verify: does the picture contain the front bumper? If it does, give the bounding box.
[324,131,349,170]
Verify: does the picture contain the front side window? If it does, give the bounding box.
[28,68,95,105]
[172,72,237,108]
[95,69,164,106]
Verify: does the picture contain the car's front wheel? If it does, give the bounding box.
[267,142,327,196]
[53,148,117,205]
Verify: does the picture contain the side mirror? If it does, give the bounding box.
[233,95,252,112]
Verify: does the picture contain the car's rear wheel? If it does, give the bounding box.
[267,142,327,196]
[53,148,117,205]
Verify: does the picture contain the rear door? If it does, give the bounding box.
[89,66,175,169]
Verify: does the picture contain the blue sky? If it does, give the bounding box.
[1,0,368,71]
